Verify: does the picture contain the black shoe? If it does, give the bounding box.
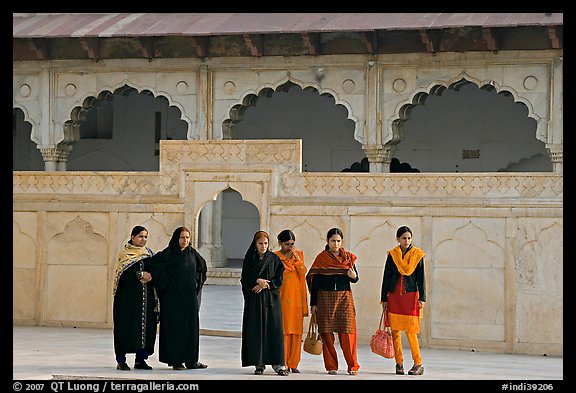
[408,364,424,375]
[277,368,289,376]
[172,364,186,370]
[254,367,264,375]
[186,362,208,369]
[395,363,404,375]
[134,361,152,370]
[116,363,130,371]
[290,368,300,373]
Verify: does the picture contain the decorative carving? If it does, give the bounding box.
[19,84,31,97]
[546,144,562,163]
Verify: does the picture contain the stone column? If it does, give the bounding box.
[546,144,563,174]
[198,195,227,268]
[38,144,72,171]
[362,144,395,173]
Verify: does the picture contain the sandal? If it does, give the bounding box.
[290,368,300,373]
[328,370,337,375]
[396,363,404,375]
[254,367,264,375]
[277,368,289,376]
[348,370,358,375]
[408,364,424,375]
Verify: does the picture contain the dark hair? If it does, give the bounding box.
[396,226,412,238]
[277,229,295,243]
[326,227,343,240]
[324,227,344,250]
[128,225,148,244]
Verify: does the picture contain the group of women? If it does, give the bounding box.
[113,224,427,376]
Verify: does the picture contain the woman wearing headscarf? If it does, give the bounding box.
[147,226,208,370]
[240,230,289,376]
[113,225,157,371]
[306,227,360,376]
[380,225,426,376]
[273,229,308,373]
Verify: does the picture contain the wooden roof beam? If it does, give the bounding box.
[189,36,208,58]
[137,37,155,60]
[79,37,100,61]
[360,32,377,54]
[482,27,499,51]
[28,38,49,60]
[243,33,262,57]
[547,26,560,49]
[301,32,320,55]
[419,29,440,53]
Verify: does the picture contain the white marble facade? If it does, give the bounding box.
[13,51,563,356]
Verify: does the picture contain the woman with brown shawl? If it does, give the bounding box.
[113,225,157,371]
[240,230,289,376]
[306,227,360,375]
[147,226,208,370]
[273,229,308,373]
[380,225,426,376]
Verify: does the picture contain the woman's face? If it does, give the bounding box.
[397,231,412,250]
[256,237,269,256]
[279,239,295,253]
[327,234,342,253]
[131,231,148,247]
[179,230,191,250]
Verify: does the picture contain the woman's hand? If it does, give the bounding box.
[139,271,152,284]
[347,268,357,279]
[253,278,270,293]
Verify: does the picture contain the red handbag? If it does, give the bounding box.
[370,310,395,359]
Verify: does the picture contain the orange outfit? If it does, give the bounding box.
[275,249,308,369]
[307,248,360,373]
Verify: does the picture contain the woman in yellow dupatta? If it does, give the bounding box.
[113,225,157,371]
[380,225,426,376]
[274,229,308,373]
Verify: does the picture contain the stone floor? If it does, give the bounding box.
[13,285,564,388]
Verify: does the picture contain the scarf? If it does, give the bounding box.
[113,243,153,296]
[306,247,356,289]
[388,245,425,276]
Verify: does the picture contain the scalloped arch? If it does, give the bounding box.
[61,82,193,145]
[223,78,361,143]
[390,73,544,145]
[12,105,39,144]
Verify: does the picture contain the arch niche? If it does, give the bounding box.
[189,176,270,269]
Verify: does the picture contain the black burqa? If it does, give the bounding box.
[240,239,285,367]
[147,231,207,367]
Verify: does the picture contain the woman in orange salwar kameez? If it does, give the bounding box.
[307,227,360,376]
[274,229,308,373]
[380,225,426,376]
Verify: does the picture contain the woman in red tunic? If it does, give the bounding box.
[380,225,426,375]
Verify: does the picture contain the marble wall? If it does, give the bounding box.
[13,140,562,356]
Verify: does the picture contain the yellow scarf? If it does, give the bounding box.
[388,245,425,276]
[113,243,152,296]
